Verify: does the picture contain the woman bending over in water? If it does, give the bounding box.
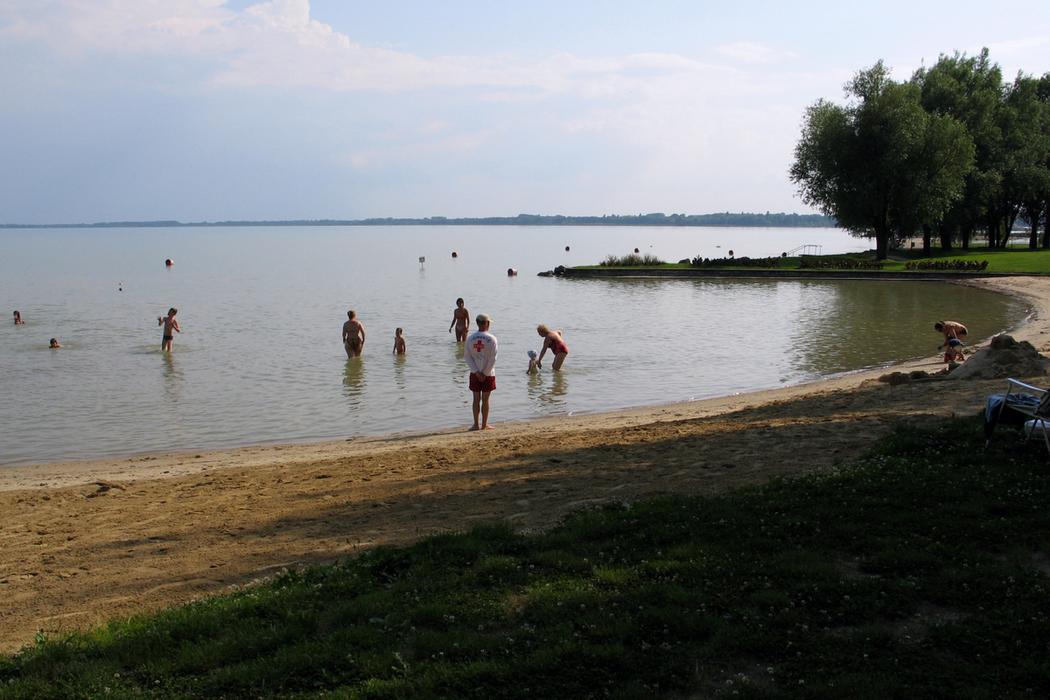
[536,324,569,371]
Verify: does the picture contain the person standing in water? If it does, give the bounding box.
[466,313,498,430]
[13,310,24,325]
[343,310,366,358]
[392,327,406,355]
[157,308,181,351]
[449,298,470,342]
[536,324,570,370]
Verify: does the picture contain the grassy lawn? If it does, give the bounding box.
[2,419,1050,698]
[580,247,1050,275]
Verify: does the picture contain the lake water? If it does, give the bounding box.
[0,225,1027,466]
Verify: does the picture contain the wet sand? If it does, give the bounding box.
[1,276,1048,653]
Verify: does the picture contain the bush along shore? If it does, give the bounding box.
[1,419,1049,697]
[555,247,1050,276]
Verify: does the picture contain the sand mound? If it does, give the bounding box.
[946,334,1050,380]
[876,370,939,385]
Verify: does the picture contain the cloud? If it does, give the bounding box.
[714,41,798,65]
[0,1,788,98]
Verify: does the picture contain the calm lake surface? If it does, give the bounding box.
[0,225,1027,466]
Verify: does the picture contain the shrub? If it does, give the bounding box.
[798,256,884,270]
[599,253,665,266]
[690,255,781,268]
[904,259,989,271]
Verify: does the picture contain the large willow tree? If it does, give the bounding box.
[791,62,974,259]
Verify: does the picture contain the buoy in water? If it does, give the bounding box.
[164,258,173,267]
[451,251,458,259]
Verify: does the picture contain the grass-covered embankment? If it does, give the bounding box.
[580,247,1050,275]
[2,419,1049,698]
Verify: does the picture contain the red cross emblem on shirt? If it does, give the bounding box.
[472,339,486,353]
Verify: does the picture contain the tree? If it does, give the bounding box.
[791,62,973,259]
[913,49,1004,249]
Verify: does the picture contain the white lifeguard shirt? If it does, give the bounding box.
[466,330,498,376]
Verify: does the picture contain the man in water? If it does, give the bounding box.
[466,313,498,430]
[449,298,470,342]
[343,310,366,358]
[158,307,181,352]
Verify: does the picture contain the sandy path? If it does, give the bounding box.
[1,276,1047,653]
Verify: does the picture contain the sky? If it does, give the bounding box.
[1,0,1048,224]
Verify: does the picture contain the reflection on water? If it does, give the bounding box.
[343,358,366,405]
[527,370,569,409]
[161,352,181,402]
[392,353,407,392]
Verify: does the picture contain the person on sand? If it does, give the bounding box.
[536,324,570,371]
[49,337,61,348]
[392,327,406,355]
[934,320,968,363]
[13,310,24,325]
[342,310,366,358]
[466,313,498,430]
[449,298,470,342]
[943,338,965,364]
[157,308,181,352]
[934,320,967,344]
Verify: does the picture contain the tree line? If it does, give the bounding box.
[791,49,1049,259]
[1,212,835,229]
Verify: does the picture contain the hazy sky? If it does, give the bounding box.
[1,0,1048,223]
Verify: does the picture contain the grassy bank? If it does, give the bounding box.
[2,419,1049,698]
[581,247,1050,275]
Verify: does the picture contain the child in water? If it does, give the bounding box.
[49,338,61,348]
[13,310,24,325]
[526,350,540,374]
[157,308,181,352]
[392,327,406,355]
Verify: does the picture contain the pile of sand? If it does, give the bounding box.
[947,334,1050,380]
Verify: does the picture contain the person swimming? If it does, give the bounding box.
[13,310,24,325]
[49,338,61,348]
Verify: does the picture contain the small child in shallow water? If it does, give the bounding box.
[392,327,406,355]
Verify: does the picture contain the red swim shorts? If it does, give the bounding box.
[469,373,496,392]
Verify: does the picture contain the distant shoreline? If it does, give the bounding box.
[0,212,835,229]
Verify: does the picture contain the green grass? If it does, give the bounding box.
[886,247,1050,274]
[3,419,1050,698]
[580,247,1050,274]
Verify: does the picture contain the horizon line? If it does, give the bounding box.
[0,211,833,229]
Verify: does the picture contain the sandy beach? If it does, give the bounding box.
[1,275,1048,653]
